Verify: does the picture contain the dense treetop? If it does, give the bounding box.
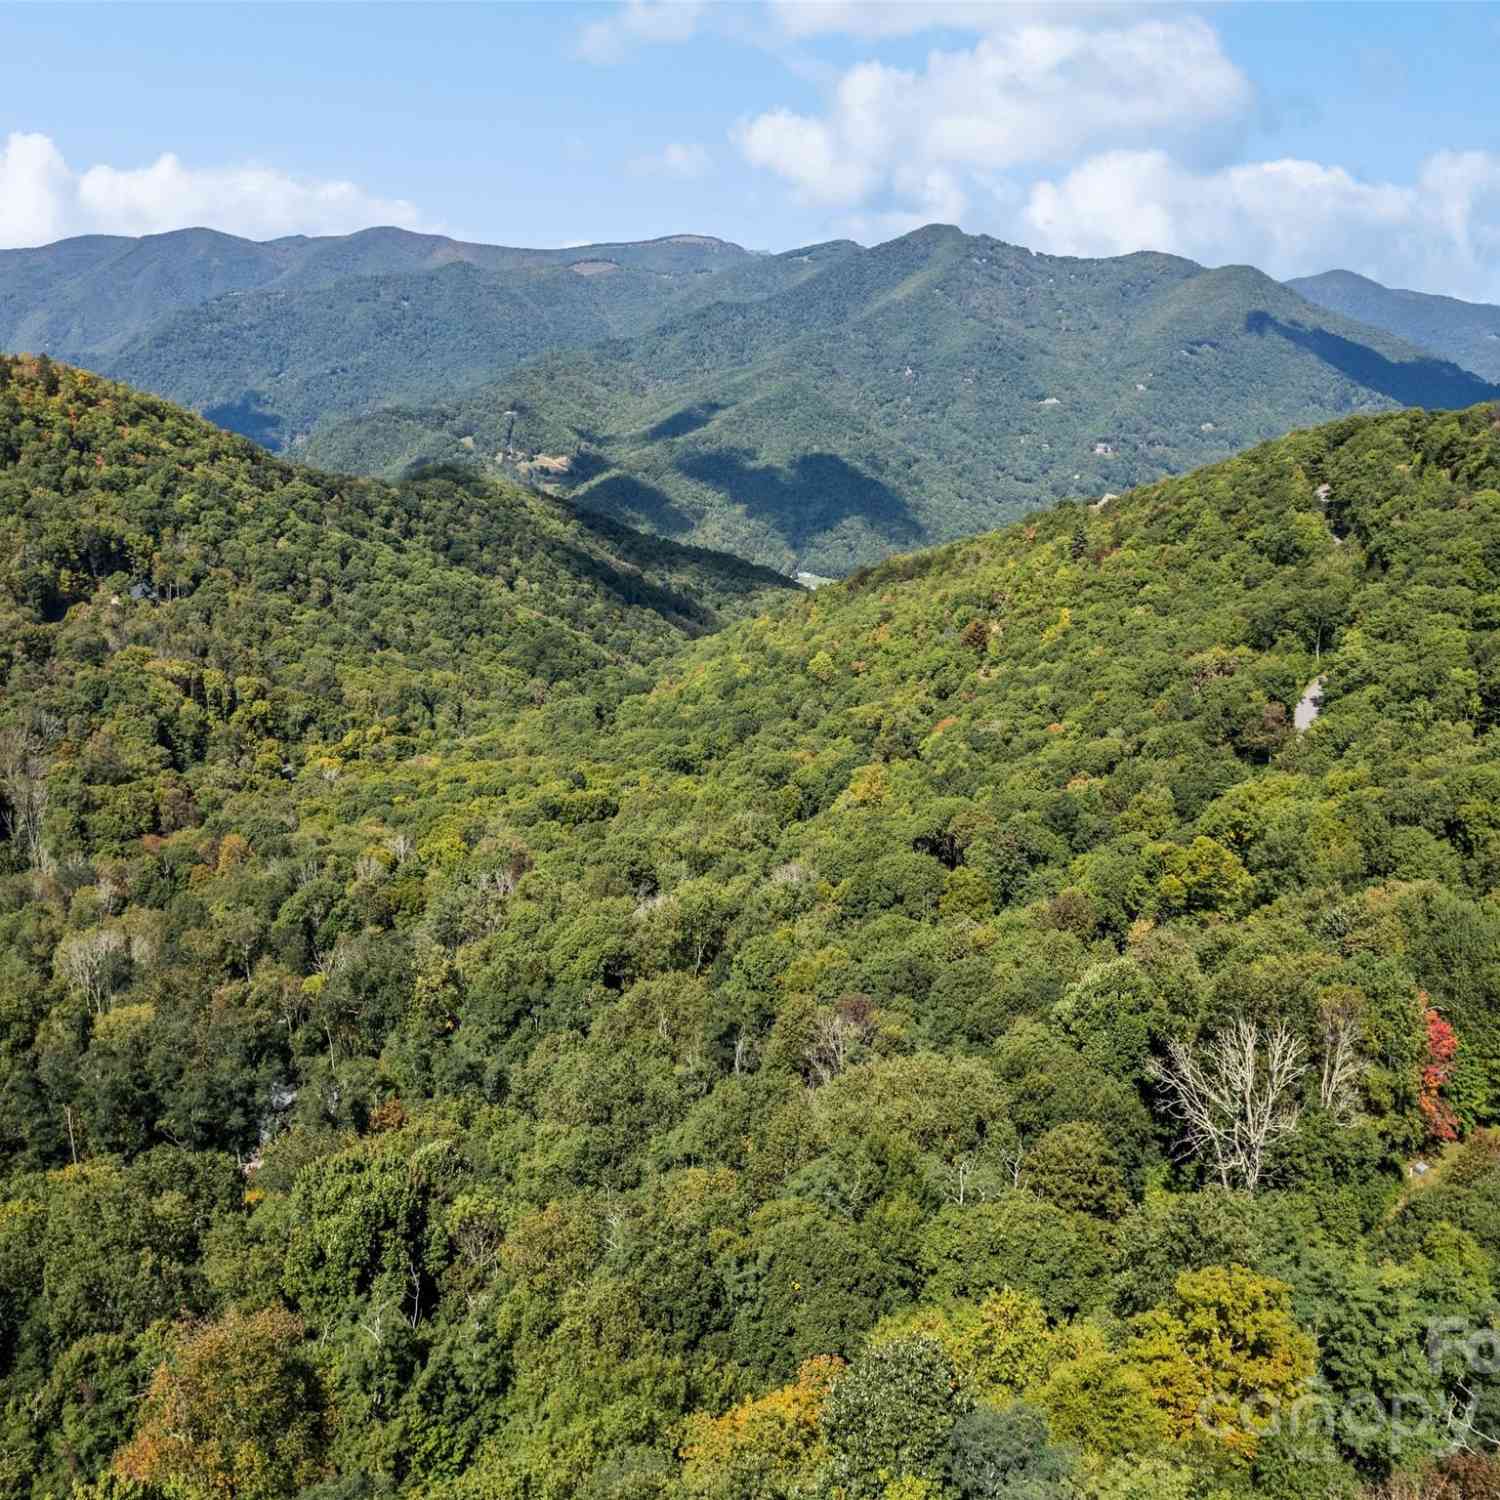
[0,354,794,741]
[6,366,1500,1499]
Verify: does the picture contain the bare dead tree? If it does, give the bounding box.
[451,1205,504,1315]
[942,1152,1003,1207]
[406,1250,425,1328]
[805,1011,855,1087]
[0,719,58,873]
[1148,1019,1308,1192]
[732,1030,755,1076]
[358,1295,396,1348]
[96,867,127,915]
[805,994,880,1088]
[939,1140,1024,1206]
[1318,992,1365,1123]
[943,1153,982,1207]
[999,1143,1027,1189]
[312,939,354,984]
[122,912,164,972]
[56,929,128,1014]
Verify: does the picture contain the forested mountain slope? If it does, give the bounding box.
[7,368,1500,1500]
[11,224,1495,581]
[0,225,751,358]
[0,228,756,448]
[104,259,720,450]
[1290,269,1500,382]
[305,224,1500,573]
[0,356,795,750]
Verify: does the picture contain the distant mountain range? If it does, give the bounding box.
[4,223,1498,573]
[1287,269,1500,383]
[302,226,1499,572]
[0,224,750,352]
[0,226,751,447]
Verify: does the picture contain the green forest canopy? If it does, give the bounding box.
[7,359,1500,1499]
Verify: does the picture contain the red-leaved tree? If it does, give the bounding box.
[1418,1002,1460,1144]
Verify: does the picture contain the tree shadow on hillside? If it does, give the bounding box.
[1245,311,1500,408]
[645,402,725,441]
[391,462,795,633]
[541,515,798,635]
[568,504,799,593]
[542,528,795,637]
[675,448,922,553]
[543,536,720,633]
[563,448,614,485]
[203,390,286,450]
[577,471,698,537]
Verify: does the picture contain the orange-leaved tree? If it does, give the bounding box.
[114,1305,333,1499]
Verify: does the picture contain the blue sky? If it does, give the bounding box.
[3,2,1499,297]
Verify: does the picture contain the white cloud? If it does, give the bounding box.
[1419,150,1500,283]
[1022,148,1500,300]
[766,2,1091,40]
[737,106,877,203]
[631,141,713,179]
[578,1,705,63]
[0,131,432,249]
[0,133,74,247]
[727,7,1500,302]
[734,16,1250,214]
[579,1,1128,53]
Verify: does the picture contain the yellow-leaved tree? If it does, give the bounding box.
[679,1355,844,1500]
[1124,1265,1315,1459]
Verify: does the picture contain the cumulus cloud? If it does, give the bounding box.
[1023,148,1500,300]
[765,1,1103,40]
[0,133,75,247]
[579,1,1128,52]
[578,0,706,63]
[733,15,1250,223]
[737,104,878,203]
[631,141,713,179]
[726,7,1500,301]
[0,131,432,249]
